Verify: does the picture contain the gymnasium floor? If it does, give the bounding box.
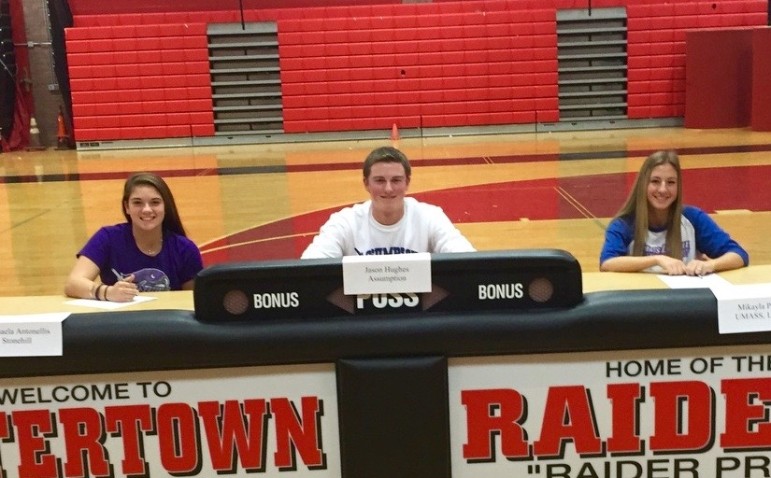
[1,126,770,297]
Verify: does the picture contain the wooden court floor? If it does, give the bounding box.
[2,126,771,297]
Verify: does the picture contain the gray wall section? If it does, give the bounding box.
[20,0,62,146]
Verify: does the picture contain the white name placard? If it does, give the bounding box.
[0,313,68,357]
[342,253,432,295]
[712,283,771,334]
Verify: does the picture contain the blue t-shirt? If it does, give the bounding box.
[600,205,749,267]
[78,223,203,291]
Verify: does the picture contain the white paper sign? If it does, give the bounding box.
[712,282,771,334]
[657,273,733,290]
[342,253,431,295]
[65,294,157,310]
[0,313,68,357]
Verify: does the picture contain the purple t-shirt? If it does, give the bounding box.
[78,223,203,291]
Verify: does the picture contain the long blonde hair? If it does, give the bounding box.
[615,150,683,258]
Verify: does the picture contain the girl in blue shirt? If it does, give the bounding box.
[600,150,748,275]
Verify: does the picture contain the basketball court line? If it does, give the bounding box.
[4,141,771,184]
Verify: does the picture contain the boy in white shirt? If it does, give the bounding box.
[301,146,475,258]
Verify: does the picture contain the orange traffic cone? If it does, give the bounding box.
[390,123,400,143]
[56,107,71,149]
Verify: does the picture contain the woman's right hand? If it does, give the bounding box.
[106,274,139,302]
[656,255,687,275]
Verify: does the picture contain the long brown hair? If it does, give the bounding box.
[122,172,187,236]
[615,150,683,258]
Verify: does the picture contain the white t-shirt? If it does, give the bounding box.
[301,197,475,258]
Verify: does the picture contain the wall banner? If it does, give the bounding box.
[0,364,340,478]
[449,344,771,478]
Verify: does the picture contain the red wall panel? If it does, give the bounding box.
[751,28,771,131]
[684,29,753,128]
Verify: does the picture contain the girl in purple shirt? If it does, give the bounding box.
[65,172,203,302]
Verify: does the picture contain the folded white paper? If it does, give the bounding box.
[64,295,157,310]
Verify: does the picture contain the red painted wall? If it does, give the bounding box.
[63,0,769,142]
[66,0,402,16]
